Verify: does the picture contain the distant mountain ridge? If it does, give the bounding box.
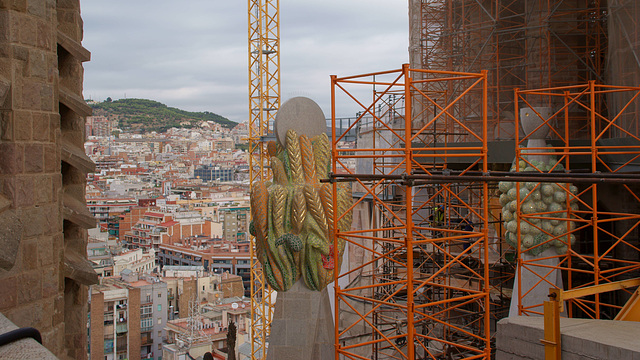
[88,98,236,133]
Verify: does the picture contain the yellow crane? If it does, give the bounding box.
[248,0,280,358]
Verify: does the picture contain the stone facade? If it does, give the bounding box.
[0,1,96,359]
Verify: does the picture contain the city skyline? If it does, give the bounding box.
[81,1,409,123]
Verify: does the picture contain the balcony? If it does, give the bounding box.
[116,323,128,334]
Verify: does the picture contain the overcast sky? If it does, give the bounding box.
[81,1,409,124]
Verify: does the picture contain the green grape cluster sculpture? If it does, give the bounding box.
[249,130,353,292]
[498,156,578,255]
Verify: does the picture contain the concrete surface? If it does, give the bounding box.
[266,280,334,360]
[0,313,58,360]
[497,316,640,360]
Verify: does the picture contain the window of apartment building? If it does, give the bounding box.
[158,331,162,338]
[141,317,153,330]
[158,344,162,350]
[141,305,152,316]
[157,304,162,312]
[104,312,114,324]
[146,294,151,303]
[158,292,161,298]
[157,318,161,325]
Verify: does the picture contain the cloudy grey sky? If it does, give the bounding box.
[81,1,409,123]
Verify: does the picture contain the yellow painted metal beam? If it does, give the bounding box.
[556,278,640,312]
[543,278,640,359]
[615,287,640,321]
[542,299,561,360]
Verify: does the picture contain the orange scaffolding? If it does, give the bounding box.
[418,0,608,141]
[513,82,640,318]
[330,65,491,359]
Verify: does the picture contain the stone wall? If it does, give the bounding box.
[0,1,96,359]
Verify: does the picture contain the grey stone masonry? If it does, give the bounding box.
[266,280,334,360]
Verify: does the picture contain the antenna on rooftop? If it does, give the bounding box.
[176,295,211,352]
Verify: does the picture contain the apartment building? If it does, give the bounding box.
[89,273,168,360]
[88,239,157,278]
[162,298,250,360]
[158,266,245,322]
[86,115,113,137]
[123,211,217,249]
[117,206,151,242]
[193,165,235,182]
[88,237,114,277]
[86,197,137,224]
[218,206,250,243]
[113,248,157,276]
[157,239,250,295]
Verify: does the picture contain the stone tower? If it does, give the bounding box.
[0,1,97,359]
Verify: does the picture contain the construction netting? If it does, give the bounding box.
[607,0,640,139]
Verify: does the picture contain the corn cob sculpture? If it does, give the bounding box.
[250,130,353,291]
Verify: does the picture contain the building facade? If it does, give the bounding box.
[89,274,168,360]
[158,240,251,295]
[219,206,250,243]
[86,197,137,224]
[193,165,235,182]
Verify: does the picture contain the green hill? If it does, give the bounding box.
[88,98,236,133]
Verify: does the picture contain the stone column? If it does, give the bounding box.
[266,280,334,360]
[509,106,563,317]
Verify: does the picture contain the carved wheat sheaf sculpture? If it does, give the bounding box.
[250,129,353,291]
